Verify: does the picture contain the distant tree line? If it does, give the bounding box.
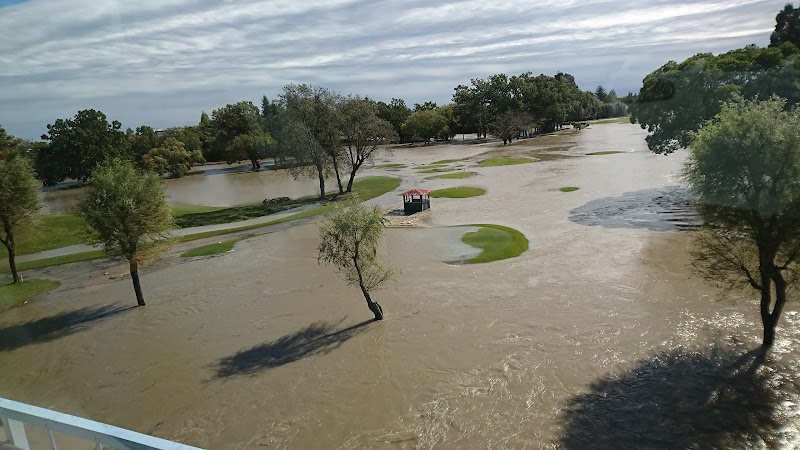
[14,70,628,189]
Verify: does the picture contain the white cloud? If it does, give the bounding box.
[0,0,788,138]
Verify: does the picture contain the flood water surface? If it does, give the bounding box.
[5,124,799,449]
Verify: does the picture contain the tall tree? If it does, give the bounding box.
[339,96,399,192]
[38,109,128,185]
[281,84,344,194]
[770,3,800,47]
[128,125,160,165]
[0,126,20,159]
[207,101,266,170]
[318,201,395,320]
[685,97,800,350]
[79,159,174,306]
[376,98,412,142]
[0,156,40,283]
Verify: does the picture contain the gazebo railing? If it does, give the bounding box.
[0,397,203,450]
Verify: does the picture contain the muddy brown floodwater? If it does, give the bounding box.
[4,124,799,449]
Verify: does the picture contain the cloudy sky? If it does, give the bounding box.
[0,0,787,138]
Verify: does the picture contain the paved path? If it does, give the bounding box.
[17,203,323,263]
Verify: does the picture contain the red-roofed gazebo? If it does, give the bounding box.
[399,189,432,215]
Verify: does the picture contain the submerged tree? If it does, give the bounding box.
[79,159,174,306]
[685,97,800,350]
[318,202,395,320]
[0,156,41,283]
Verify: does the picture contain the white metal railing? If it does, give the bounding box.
[0,397,203,450]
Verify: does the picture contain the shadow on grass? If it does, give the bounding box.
[0,305,135,352]
[558,344,792,449]
[213,319,373,378]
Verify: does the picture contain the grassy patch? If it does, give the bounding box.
[9,177,401,273]
[181,238,244,257]
[374,163,407,169]
[171,204,225,216]
[586,151,625,156]
[1,214,88,257]
[427,172,475,180]
[460,224,529,264]
[175,176,400,228]
[478,157,538,167]
[431,187,486,198]
[0,250,108,274]
[175,201,307,228]
[0,279,60,310]
[430,159,461,164]
[417,167,453,173]
[586,117,633,125]
[559,186,580,192]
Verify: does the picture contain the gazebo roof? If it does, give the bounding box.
[399,188,433,196]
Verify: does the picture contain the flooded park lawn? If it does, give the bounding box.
[4,124,799,449]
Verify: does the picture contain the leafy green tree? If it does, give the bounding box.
[376,98,412,142]
[128,125,160,164]
[79,159,174,306]
[318,201,395,320]
[490,110,533,145]
[280,84,344,193]
[224,132,272,168]
[281,84,345,193]
[770,3,800,47]
[0,156,40,283]
[685,97,800,350]
[38,109,128,185]
[143,137,205,177]
[0,126,21,159]
[595,85,608,102]
[413,101,438,112]
[339,96,398,191]
[632,42,800,154]
[207,101,266,170]
[401,109,449,145]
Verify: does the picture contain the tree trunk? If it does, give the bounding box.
[316,163,326,200]
[759,267,789,350]
[353,255,383,320]
[331,154,344,194]
[360,282,383,320]
[346,167,358,193]
[2,224,19,283]
[129,258,146,306]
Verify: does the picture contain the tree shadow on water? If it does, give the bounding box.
[0,305,135,352]
[213,319,374,378]
[558,344,795,449]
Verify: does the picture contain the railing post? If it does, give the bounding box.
[1,416,30,450]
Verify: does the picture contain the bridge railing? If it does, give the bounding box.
[0,397,203,450]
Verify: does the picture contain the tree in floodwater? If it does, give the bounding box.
[318,202,395,320]
[0,155,41,283]
[79,159,174,306]
[685,97,800,350]
[339,96,398,192]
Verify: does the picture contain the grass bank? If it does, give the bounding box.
[426,172,474,180]
[460,224,529,264]
[586,117,633,125]
[431,187,486,198]
[586,151,625,156]
[559,186,580,192]
[430,159,461,164]
[478,157,538,167]
[181,238,244,257]
[0,279,60,310]
[5,176,401,273]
